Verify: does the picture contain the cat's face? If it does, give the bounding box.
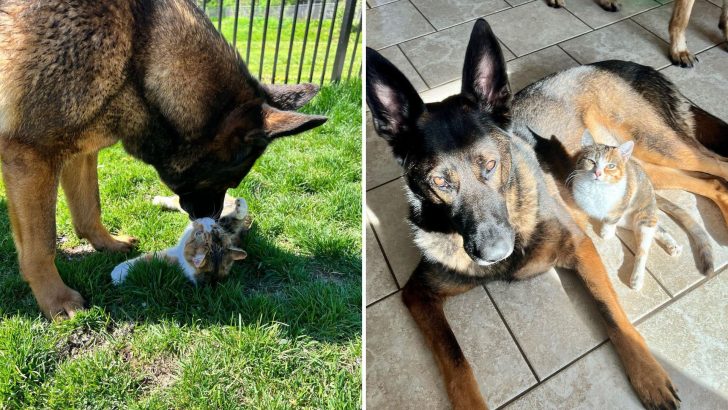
[184,221,247,284]
[573,131,634,184]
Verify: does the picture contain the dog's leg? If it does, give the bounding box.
[61,152,137,252]
[642,162,728,226]
[569,238,680,409]
[402,263,487,410]
[721,0,728,41]
[669,0,697,67]
[1,146,85,319]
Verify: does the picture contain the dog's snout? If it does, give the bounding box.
[464,224,514,265]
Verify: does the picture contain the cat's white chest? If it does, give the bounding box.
[572,178,626,221]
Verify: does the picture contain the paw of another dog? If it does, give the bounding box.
[670,50,697,68]
[599,0,620,12]
[547,0,565,8]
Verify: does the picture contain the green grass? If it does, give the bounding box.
[0,81,362,409]
[209,2,362,84]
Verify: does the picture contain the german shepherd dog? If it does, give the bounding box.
[669,0,728,67]
[0,0,327,319]
[367,19,728,409]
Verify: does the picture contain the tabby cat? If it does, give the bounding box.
[569,131,682,290]
[111,196,252,285]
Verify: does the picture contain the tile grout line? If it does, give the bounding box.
[631,264,728,328]
[498,266,728,407]
[366,288,401,308]
[368,220,402,289]
[482,285,542,383]
[494,338,612,409]
[396,43,435,89]
[365,288,401,308]
[405,0,437,36]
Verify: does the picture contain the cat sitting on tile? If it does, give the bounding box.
[568,130,706,290]
[111,196,252,285]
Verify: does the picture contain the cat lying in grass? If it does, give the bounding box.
[111,196,252,285]
[569,131,713,290]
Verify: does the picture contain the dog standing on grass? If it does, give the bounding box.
[367,18,728,410]
[0,0,327,319]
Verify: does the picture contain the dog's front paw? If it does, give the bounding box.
[670,49,697,68]
[94,234,138,253]
[111,262,132,285]
[34,283,86,320]
[547,0,565,8]
[627,356,680,410]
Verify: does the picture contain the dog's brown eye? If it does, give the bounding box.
[432,176,448,189]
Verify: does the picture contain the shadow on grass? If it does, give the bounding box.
[0,199,361,344]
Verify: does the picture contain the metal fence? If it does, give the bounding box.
[198,0,362,85]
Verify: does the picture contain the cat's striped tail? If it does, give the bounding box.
[656,195,714,277]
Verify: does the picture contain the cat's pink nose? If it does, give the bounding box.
[595,170,602,177]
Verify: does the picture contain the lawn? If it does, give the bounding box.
[0,80,362,408]
[207,0,362,84]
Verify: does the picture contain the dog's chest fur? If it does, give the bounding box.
[572,178,627,220]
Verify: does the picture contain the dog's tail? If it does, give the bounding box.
[656,195,714,277]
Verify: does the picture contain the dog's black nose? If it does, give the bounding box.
[480,240,512,263]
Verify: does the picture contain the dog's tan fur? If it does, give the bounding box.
[0,0,326,319]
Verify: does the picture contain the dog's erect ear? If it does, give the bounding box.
[262,104,328,139]
[461,19,511,114]
[263,83,320,110]
[366,47,424,149]
[581,129,595,146]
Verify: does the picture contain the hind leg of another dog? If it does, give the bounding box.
[61,152,137,252]
[642,162,728,226]
[669,0,697,67]
[1,144,85,319]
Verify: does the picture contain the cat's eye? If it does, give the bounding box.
[607,163,616,169]
[432,176,449,190]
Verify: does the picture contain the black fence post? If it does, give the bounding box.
[330,0,357,83]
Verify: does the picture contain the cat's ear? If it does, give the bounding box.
[228,247,247,261]
[192,252,206,268]
[618,141,634,161]
[581,129,595,147]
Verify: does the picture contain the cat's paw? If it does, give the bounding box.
[629,273,645,291]
[666,243,683,257]
[234,198,249,220]
[111,262,132,285]
[600,224,616,239]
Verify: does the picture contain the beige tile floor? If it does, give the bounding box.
[366,0,728,408]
